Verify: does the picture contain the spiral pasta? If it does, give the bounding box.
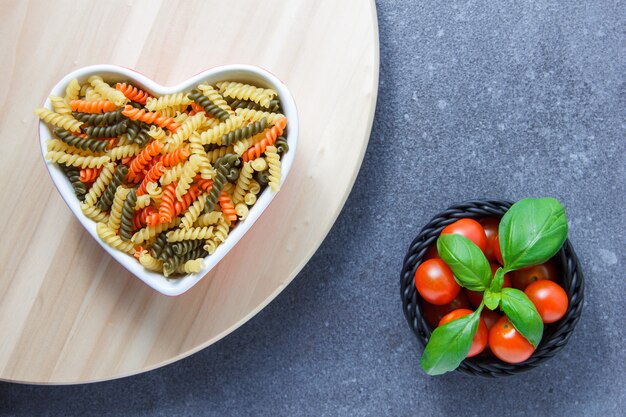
[116,82,151,104]
[216,82,277,108]
[145,93,191,112]
[35,108,83,132]
[38,76,289,278]
[265,145,281,192]
[88,76,128,106]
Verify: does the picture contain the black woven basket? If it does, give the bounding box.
[400,199,584,377]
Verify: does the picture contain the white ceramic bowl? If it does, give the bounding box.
[38,64,298,296]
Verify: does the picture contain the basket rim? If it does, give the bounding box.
[399,198,585,377]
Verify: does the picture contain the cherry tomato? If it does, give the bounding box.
[510,260,558,290]
[414,259,460,305]
[441,218,488,252]
[524,280,568,323]
[423,244,440,260]
[481,309,501,331]
[439,309,488,357]
[494,235,504,265]
[489,316,535,363]
[479,217,500,262]
[421,292,471,328]
[466,263,511,307]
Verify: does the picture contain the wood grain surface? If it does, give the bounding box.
[0,0,378,384]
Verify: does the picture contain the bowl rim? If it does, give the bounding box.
[38,64,299,296]
[399,198,585,377]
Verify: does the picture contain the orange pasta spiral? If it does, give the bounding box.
[218,191,237,222]
[173,184,201,217]
[161,148,191,167]
[196,177,213,193]
[189,102,205,115]
[70,99,117,113]
[133,206,157,229]
[122,105,181,132]
[116,83,151,105]
[127,140,163,183]
[158,182,177,223]
[136,161,166,195]
[79,167,102,183]
[241,117,287,162]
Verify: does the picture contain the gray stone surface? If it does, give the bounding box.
[1,0,624,416]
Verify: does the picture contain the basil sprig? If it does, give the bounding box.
[420,198,568,375]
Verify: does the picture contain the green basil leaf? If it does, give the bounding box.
[421,309,481,375]
[490,268,505,293]
[437,234,491,291]
[483,289,500,310]
[500,288,544,347]
[499,197,568,272]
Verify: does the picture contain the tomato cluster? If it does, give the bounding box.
[415,217,569,364]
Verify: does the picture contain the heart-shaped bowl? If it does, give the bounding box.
[38,64,299,296]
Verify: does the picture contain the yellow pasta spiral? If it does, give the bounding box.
[107,186,130,231]
[235,203,249,220]
[88,75,127,106]
[35,108,83,132]
[175,154,203,200]
[145,181,163,205]
[139,251,164,272]
[83,162,116,206]
[96,222,135,255]
[198,83,235,117]
[166,226,214,242]
[46,139,96,157]
[244,192,257,206]
[194,211,224,227]
[132,218,181,244]
[147,125,167,143]
[180,192,207,228]
[203,238,219,255]
[46,150,111,169]
[213,218,229,243]
[248,180,261,195]
[198,116,243,145]
[145,93,192,111]
[160,163,185,186]
[265,145,281,192]
[164,113,207,153]
[50,96,72,114]
[234,108,285,125]
[81,203,109,222]
[109,144,142,160]
[232,161,253,204]
[64,79,81,103]
[158,105,189,118]
[175,258,203,274]
[217,82,277,108]
[205,145,234,163]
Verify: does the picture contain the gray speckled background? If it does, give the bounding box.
[1,0,624,416]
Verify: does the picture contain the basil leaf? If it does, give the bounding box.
[490,268,505,293]
[500,288,543,347]
[437,234,491,291]
[483,289,500,310]
[499,197,568,272]
[421,309,481,375]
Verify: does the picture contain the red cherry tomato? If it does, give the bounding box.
[489,316,535,363]
[524,280,568,323]
[439,309,488,357]
[466,263,511,308]
[479,217,500,262]
[494,235,504,265]
[481,309,501,331]
[421,292,471,328]
[414,259,460,305]
[423,244,440,260]
[441,218,488,253]
[510,260,558,290]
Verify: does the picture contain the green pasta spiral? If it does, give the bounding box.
[83,120,128,138]
[163,246,209,276]
[188,90,229,122]
[60,164,87,201]
[125,120,140,142]
[119,188,137,241]
[220,118,267,145]
[256,170,270,186]
[205,154,240,212]
[96,165,128,211]
[228,98,280,112]
[225,166,240,182]
[54,128,109,152]
[72,109,123,125]
[274,136,289,154]
[151,232,169,259]
[170,239,205,257]
[134,125,151,146]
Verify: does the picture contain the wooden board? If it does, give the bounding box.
[0,0,378,384]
